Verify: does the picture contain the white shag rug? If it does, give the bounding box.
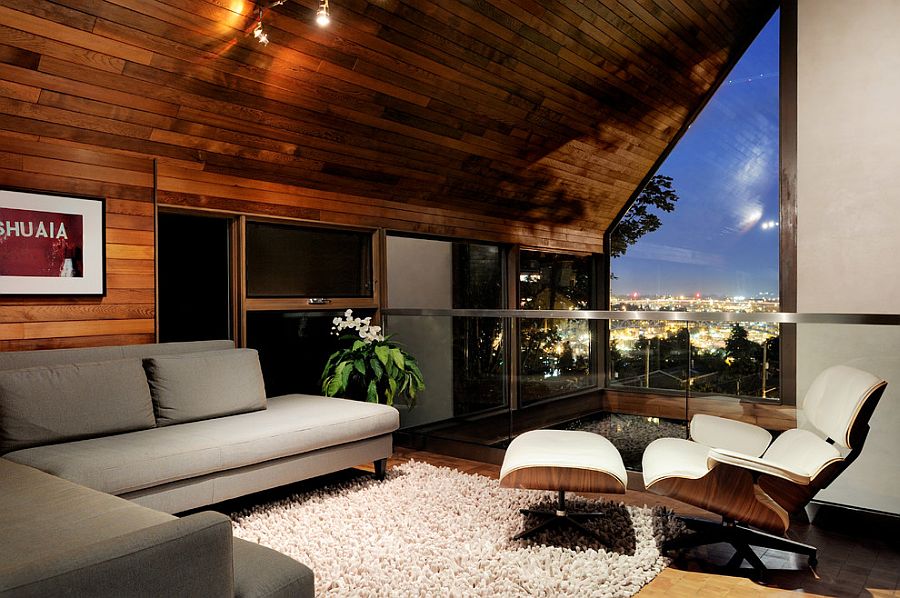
[231,461,681,598]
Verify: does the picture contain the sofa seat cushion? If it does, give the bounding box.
[4,394,399,496]
[144,349,267,426]
[0,458,174,568]
[0,358,156,454]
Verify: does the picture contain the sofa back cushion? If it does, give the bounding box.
[0,358,156,454]
[143,349,267,426]
[0,340,235,371]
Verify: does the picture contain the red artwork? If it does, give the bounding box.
[0,207,84,277]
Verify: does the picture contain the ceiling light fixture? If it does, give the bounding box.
[252,1,285,46]
[253,6,269,44]
[316,0,330,27]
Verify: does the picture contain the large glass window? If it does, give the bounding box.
[519,250,596,405]
[609,11,780,400]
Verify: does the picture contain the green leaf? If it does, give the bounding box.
[325,376,343,397]
[339,361,352,389]
[366,379,378,403]
[369,358,383,379]
[353,359,366,375]
[385,377,396,404]
[406,361,423,380]
[390,348,405,370]
[352,340,365,351]
[374,345,390,366]
[321,353,339,382]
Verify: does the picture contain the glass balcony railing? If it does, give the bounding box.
[609,320,780,400]
[381,309,900,475]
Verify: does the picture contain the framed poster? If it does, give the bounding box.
[0,189,106,296]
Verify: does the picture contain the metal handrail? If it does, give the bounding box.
[382,308,900,325]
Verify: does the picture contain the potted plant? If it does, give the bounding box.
[320,310,425,407]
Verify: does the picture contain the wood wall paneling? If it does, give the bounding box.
[0,0,775,351]
[0,135,155,350]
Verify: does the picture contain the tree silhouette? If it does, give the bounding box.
[610,174,679,258]
[724,324,760,375]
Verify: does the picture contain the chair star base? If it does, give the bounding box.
[514,490,609,544]
[664,516,818,573]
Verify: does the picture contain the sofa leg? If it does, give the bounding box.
[374,458,387,481]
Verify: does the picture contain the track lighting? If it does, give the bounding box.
[251,0,329,48]
[252,1,286,46]
[253,14,269,45]
[316,0,330,26]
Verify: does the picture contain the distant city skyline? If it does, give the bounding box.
[611,11,780,299]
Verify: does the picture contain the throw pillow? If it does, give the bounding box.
[143,348,267,426]
[0,358,156,454]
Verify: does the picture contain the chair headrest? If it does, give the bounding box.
[803,365,886,450]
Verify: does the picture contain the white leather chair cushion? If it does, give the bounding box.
[500,430,627,489]
[802,365,884,449]
[689,414,772,457]
[761,428,842,480]
[642,437,711,489]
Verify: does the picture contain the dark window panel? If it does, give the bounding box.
[246,222,372,298]
[158,213,231,342]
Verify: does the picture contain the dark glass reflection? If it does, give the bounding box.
[518,251,596,405]
[246,222,372,298]
[452,243,505,415]
[158,213,231,342]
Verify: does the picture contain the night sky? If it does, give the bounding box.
[611,11,780,299]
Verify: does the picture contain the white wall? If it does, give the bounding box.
[385,236,454,427]
[796,0,900,513]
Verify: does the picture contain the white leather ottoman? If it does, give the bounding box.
[500,429,627,542]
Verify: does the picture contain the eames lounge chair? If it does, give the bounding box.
[641,364,887,572]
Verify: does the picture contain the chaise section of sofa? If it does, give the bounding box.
[0,340,400,513]
[5,394,399,513]
[0,458,313,598]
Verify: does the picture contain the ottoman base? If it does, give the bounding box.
[514,489,610,544]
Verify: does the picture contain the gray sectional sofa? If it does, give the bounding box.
[0,340,401,597]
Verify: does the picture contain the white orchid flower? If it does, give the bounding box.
[344,309,353,317]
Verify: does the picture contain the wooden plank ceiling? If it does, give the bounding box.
[0,0,777,239]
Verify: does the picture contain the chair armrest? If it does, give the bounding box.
[1,512,234,598]
[690,414,772,457]
[708,448,813,485]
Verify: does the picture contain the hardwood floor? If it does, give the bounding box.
[386,447,900,598]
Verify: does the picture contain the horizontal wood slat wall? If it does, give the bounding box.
[0,0,775,351]
[0,136,156,351]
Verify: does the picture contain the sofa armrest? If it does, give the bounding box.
[1,512,234,598]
